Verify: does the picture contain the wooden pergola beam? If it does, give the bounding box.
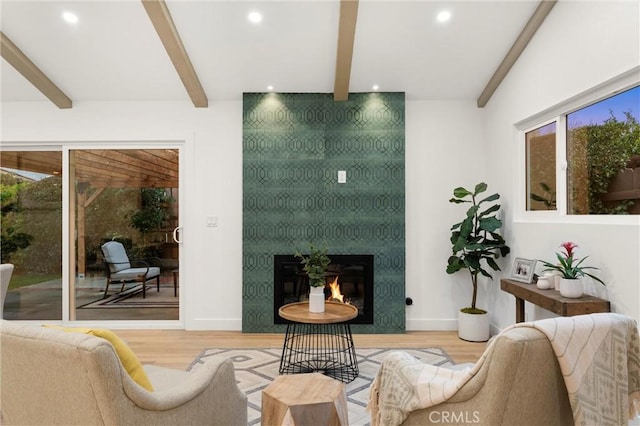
[333,0,359,102]
[141,0,208,108]
[0,31,72,109]
[477,1,556,108]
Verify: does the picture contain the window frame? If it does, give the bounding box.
[515,66,640,225]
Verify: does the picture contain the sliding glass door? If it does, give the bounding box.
[71,148,180,321]
[1,147,181,322]
[1,150,63,320]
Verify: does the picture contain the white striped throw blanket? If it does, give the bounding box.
[368,313,640,426]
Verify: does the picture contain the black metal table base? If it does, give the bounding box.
[279,322,359,383]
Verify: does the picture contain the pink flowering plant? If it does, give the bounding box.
[539,242,605,285]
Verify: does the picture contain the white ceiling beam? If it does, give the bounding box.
[1,31,72,109]
[477,1,557,108]
[141,0,208,108]
[334,0,359,102]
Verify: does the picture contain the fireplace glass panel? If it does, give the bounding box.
[274,255,373,324]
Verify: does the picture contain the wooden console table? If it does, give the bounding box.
[500,278,610,323]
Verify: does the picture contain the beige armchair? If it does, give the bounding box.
[0,321,248,425]
[399,327,574,425]
[370,313,640,426]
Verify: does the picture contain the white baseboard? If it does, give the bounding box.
[406,318,458,331]
[185,318,242,330]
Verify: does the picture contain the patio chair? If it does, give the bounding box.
[100,241,160,299]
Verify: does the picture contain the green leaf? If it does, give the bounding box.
[530,193,547,202]
[584,272,606,285]
[464,256,481,270]
[485,257,501,272]
[466,242,487,251]
[452,236,467,253]
[450,231,461,246]
[473,182,488,195]
[449,197,468,204]
[478,203,500,217]
[453,187,472,198]
[446,256,465,274]
[465,205,479,219]
[478,217,502,232]
[478,268,492,278]
[459,217,473,238]
[478,193,499,204]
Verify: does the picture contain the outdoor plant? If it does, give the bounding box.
[569,112,640,214]
[130,188,173,237]
[295,244,331,287]
[530,182,556,209]
[446,182,511,314]
[539,242,605,284]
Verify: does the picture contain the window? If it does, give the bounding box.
[526,122,557,211]
[567,86,640,214]
[524,83,640,216]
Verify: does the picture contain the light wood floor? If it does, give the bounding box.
[116,329,488,370]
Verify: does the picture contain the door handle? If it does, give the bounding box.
[172,226,182,244]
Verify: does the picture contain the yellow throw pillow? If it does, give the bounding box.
[43,325,154,391]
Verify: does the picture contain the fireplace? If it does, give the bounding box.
[273,254,374,324]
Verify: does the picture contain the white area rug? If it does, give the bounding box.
[188,347,455,426]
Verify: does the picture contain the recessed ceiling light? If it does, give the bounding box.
[267,85,274,91]
[62,11,79,24]
[248,11,263,24]
[437,10,451,23]
[372,85,379,91]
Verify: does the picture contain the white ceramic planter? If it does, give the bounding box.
[308,286,325,313]
[559,278,583,298]
[458,310,490,342]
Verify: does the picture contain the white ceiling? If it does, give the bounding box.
[0,0,542,105]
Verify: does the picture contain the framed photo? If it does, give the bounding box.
[510,258,536,283]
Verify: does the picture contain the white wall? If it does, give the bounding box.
[2,1,639,332]
[483,0,640,330]
[1,100,245,330]
[404,100,488,330]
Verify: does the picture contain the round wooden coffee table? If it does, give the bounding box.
[278,302,359,383]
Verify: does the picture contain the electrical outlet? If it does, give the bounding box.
[206,216,217,227]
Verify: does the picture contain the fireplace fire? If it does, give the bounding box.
[273,254,374,324]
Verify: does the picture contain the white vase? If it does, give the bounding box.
[308,286,325,313]
[536,277,551,289]
[559,278,583,298]
[543,271,562,291]
[458,310,490,342]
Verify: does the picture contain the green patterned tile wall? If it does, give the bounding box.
[242,92,405,333]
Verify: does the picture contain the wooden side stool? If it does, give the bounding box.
[262,373,349,426]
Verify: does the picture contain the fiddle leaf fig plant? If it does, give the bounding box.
[446,182,511,314]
